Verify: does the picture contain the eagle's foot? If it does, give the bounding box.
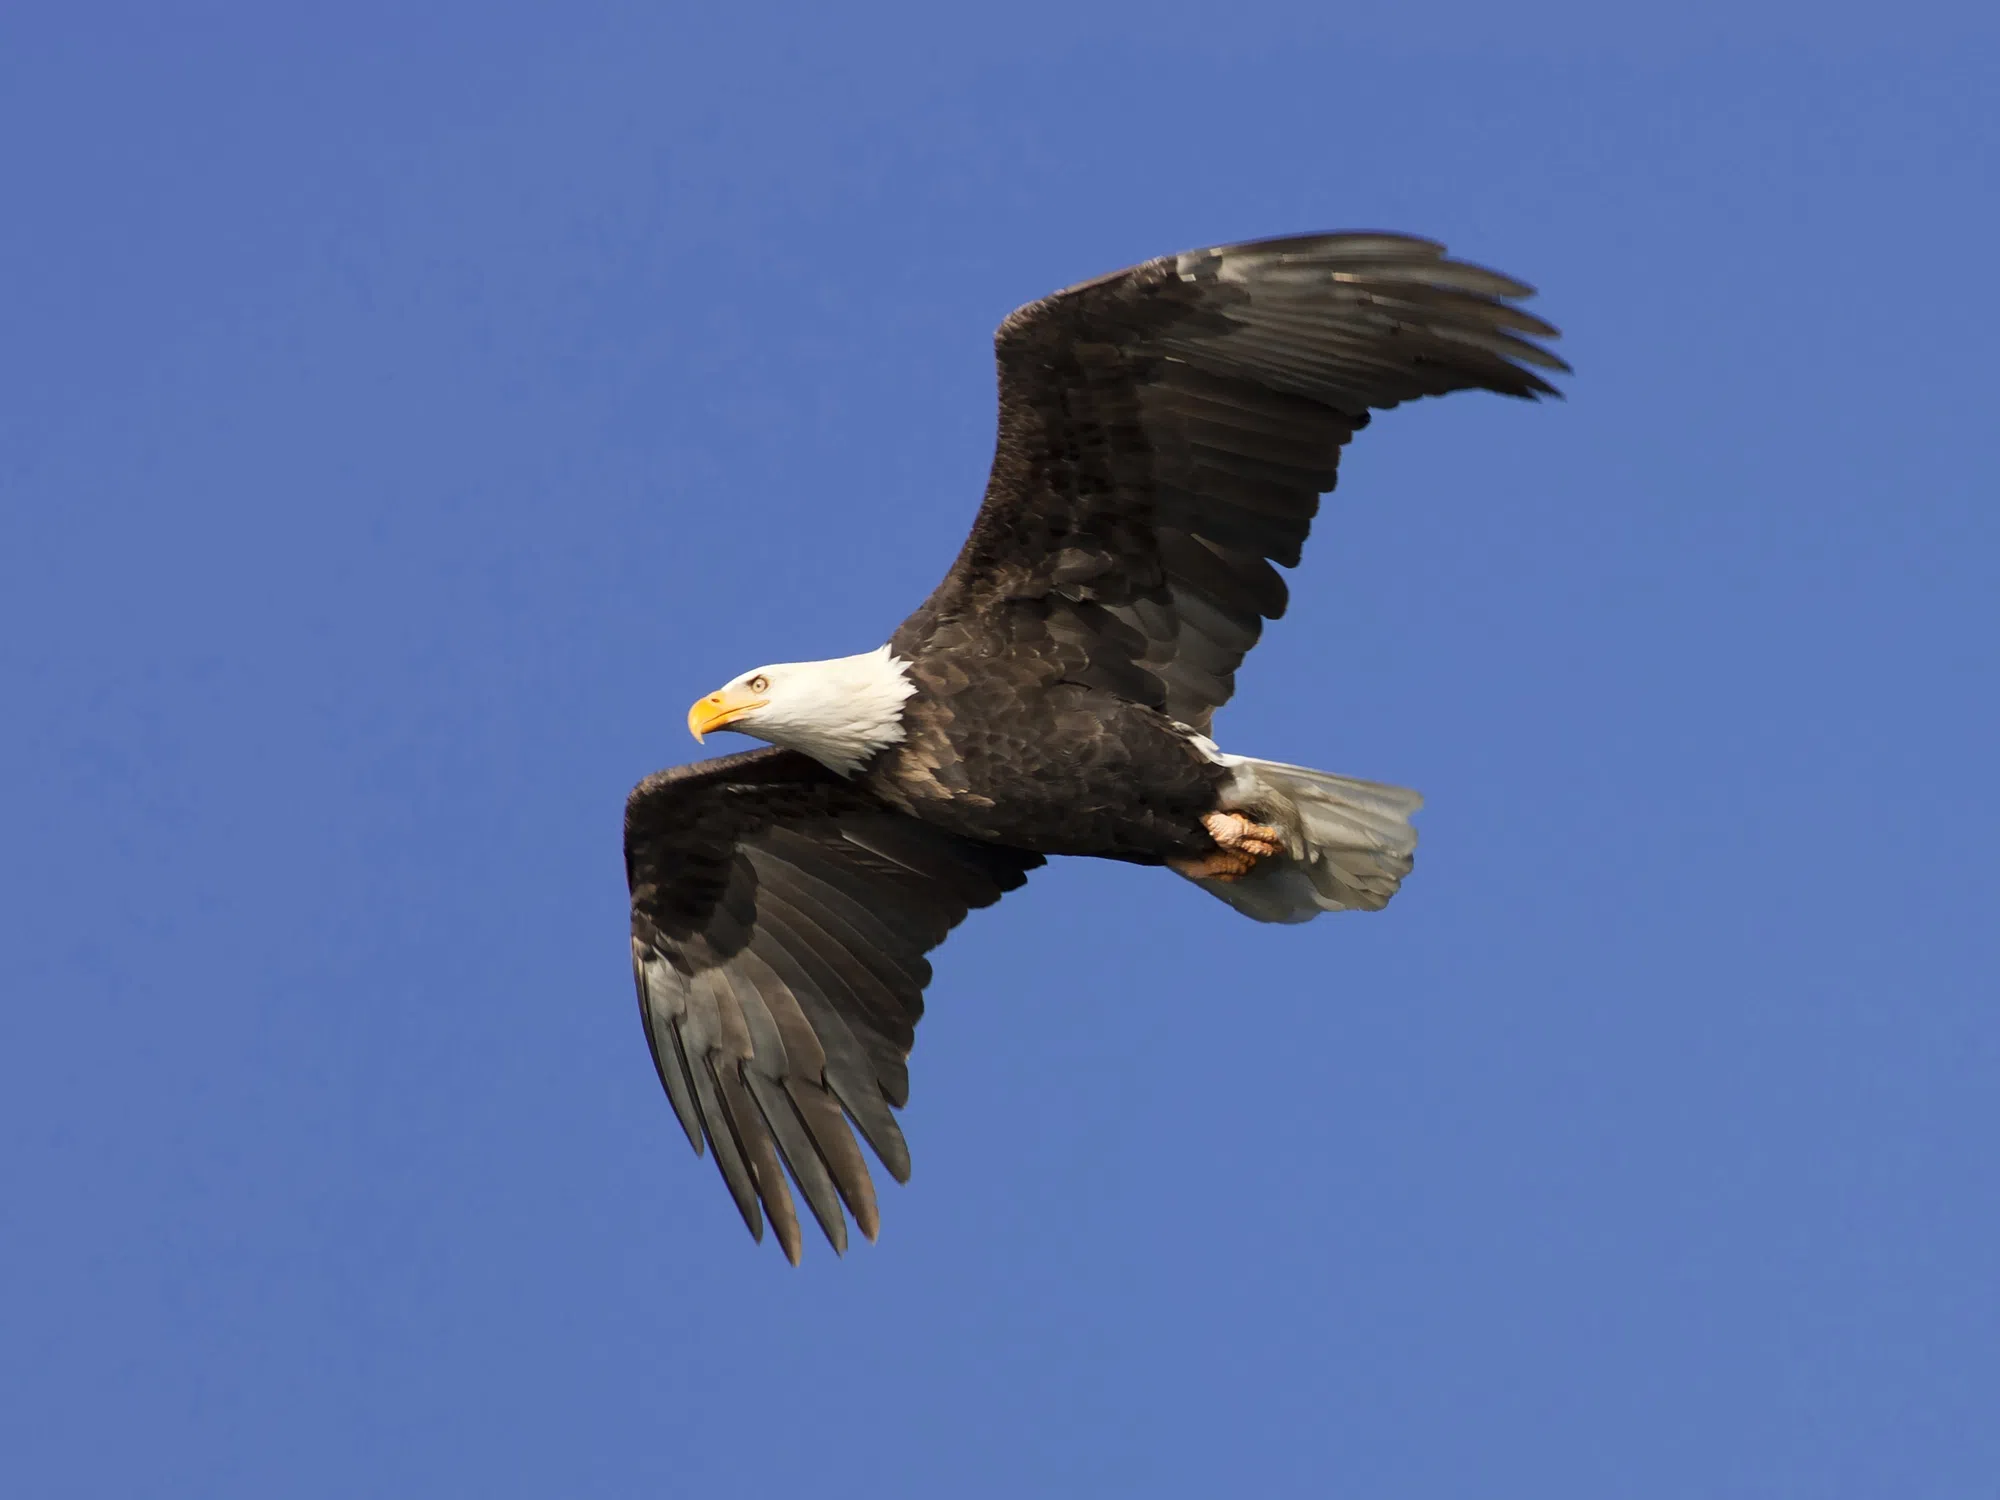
[1168,848,1259,883]
[1202,811,1283,858]
[1168,813,1284,883]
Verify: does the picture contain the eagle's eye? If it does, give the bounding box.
[747,675,770,694]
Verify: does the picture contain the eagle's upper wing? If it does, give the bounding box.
[900,233,1566,731]
[624,747,1041,1261]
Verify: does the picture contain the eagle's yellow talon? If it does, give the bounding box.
[1168,848,1260,883]
[1202,811,1283,859]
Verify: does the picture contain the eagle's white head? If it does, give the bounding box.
[687,645,917,777]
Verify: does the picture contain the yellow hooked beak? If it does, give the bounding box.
[687,684,769,742]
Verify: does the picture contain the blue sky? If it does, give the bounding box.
[4,4,1997,1495]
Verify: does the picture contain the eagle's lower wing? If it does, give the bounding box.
[624,747,1041,1261]
[904,233,1566,731]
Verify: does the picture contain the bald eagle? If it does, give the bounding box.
[626,232,1564,1261]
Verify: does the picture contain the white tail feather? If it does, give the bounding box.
[1182,746,1422,924]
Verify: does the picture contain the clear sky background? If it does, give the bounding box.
[4,4,1997,1496]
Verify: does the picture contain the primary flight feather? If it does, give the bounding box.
[625,232,1565,1261]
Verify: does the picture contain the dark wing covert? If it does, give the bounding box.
[901,232,1568,730]
[625,747,1041,1261]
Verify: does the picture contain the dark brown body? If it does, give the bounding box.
[869,596,1226,862]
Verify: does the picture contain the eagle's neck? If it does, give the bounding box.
[759,645,917,777]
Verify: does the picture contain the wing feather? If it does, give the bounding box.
[746,894,914,1176]
[726,943,855,1251]
[745,1069,845,1255]
[752,883,916,1103]
[686,995,764,1241]
[634,946,705,1154]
